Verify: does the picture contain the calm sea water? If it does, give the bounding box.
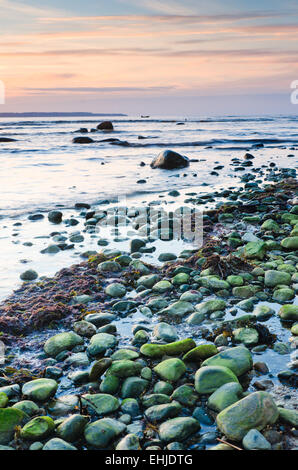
[0,114,297,216]
[0,114,297,299]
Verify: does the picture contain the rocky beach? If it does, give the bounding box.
[0,117,297,451]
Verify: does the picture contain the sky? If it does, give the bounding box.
[0,0,298,115]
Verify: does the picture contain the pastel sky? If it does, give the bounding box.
[0,0,298,114]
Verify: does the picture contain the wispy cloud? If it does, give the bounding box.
[25,86,176,93]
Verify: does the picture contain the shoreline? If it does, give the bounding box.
[0,166,297,450]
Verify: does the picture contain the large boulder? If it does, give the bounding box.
[216,392,279,441]
[150,150,189,170]
[97,121,114,131]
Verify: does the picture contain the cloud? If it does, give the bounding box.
[24,86,177,94]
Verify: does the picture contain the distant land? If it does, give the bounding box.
[0,112,127,117]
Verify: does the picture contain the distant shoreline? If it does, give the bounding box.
[0,112,127,117]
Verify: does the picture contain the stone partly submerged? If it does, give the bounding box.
[150,150,189,170]
[216,392,279,441]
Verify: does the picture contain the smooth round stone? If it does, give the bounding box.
[153,358,186,382]
[152,280,173,293]
[201,345,253,376]
[20,416,55,440]
[171,385,198,407]
[48,210,62,224]
[180,290,202,302]
[116,433,140,450]
[242,429,271,450]
[99,375,120,394]
[153,382,174,396]
[227,275,244,286]
[279,305,298,321]
[291,323,298,335]
[20,269,38,281]
[145,402,182,423]
[158,417,200,443]
[87,333,117,357]
[137,274,160,289]
[44,332,84,358]
[106,360,142,378]
[233,327,259,346]
[273,288,294,302]
[121,398,140,417]
[195,366,239,394]
[82,394,120,415]
[141,394,171,408]
[158,253,177,262]
[216,392,279,441]
[121,377,148,398]
[0,408,25,444]
[172,273,190,285]
[84,418,126,448]
[97,261,121,273]
[12,400,40,416]
[160,300,194,317]
[264,270,291,287]
[110,349,139,361]
[22,379,58,402]
[47,395,79,416]
[207,382,243,412]
[105,283,126,298]
[43,438,77,450]
[73,320,96,338]
[56,415,88,442]
[153,322,178,343]
[195,299,226,315]
[0,393,8,408]
[254,304,275,321]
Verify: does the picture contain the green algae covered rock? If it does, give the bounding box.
[0,408,25,444]
[106,360,142,378]
[20,416,55,441]
[207,382,243,412]
[140,338,196,358]
[44,331,84,358]
[154,358,186,382]
[160,300,194,317]
[242,429,271,450]
[216,391,278,441]
[43,438,77,450]
[281,236,298,250]
[195,366,239,394]
[81,394,119,415]
[145,401,182,423]
[233,327,259,346]
[22,379,58,402]
[0,392,8,409]
[195,299,226,315]
[121,377,148,398]
[278,407,298,427]
[279,304,298,322]
[264,270,291,287]
[87,333,117,357]
[244,241,267,260]
[182,344,218,362]
[84,418,126,448]
[201,346,253,377]
[159,417,200,442]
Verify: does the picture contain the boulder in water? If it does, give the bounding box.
[73,136,94,144]
[97,121,114,131]
[150,150,189,170]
